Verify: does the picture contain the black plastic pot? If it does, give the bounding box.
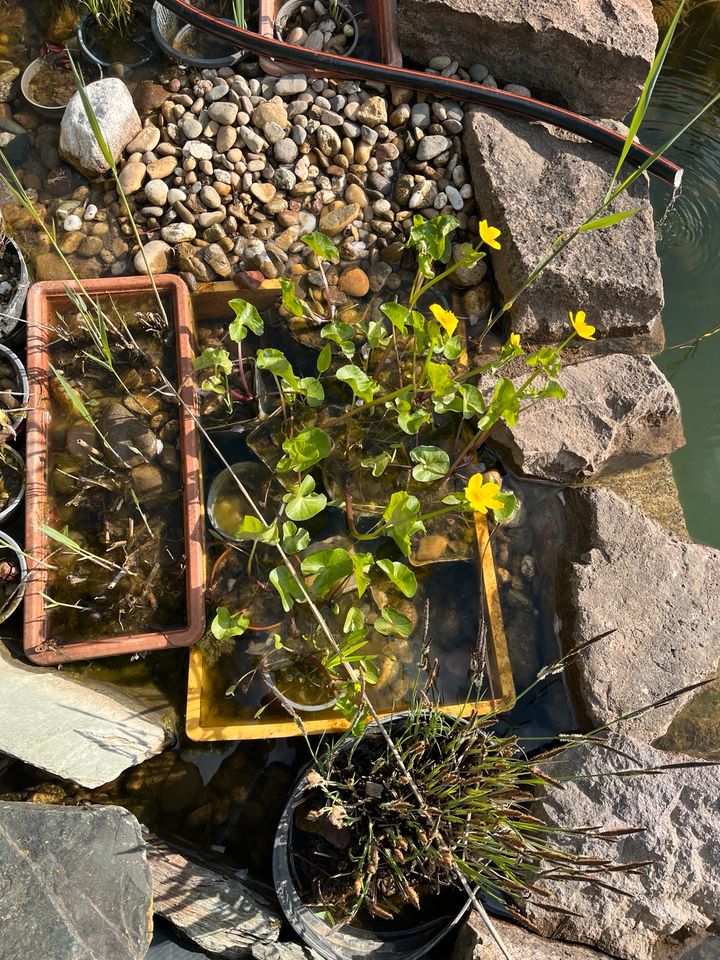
[0,238,30,341]
[77,12,155,69]
[272,713,471,960]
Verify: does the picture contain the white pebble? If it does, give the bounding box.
[83,204,98,221]
[63,215,82,232]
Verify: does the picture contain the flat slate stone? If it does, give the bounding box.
[146,833,282,957]
[397,0,657,119]
[463,108,665,351]
[0,802,153,960]
[487,353,685,483]
[0,645,170,788]
[560,487,720,743]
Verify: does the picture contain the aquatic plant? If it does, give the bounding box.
[81,0,133,34]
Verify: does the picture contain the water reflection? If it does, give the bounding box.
[644,9,720,547]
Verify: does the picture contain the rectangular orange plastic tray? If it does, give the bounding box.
[186,512,515,740]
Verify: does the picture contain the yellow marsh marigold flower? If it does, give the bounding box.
[510,332,520,348]
[569,309,596,341]
[465,474,504,514]
[479,220,502,250]
[429,303,459,337]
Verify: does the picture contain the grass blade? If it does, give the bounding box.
[604,0,686,201]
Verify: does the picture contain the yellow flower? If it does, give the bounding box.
[569,310,596,341]
[465,474,504,514]
[509,332,520,349]
[479,220,502,250]
[429,303,459,337]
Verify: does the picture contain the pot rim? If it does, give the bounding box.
[20,56,103,119]
[0,530,27,625]
[0,238,30,341]
[274,0,359,58]
[150,2,247,69]
[0,445,25,526]
[23,274,206,665]
[0,343,29,434]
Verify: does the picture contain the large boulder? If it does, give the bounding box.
[488,354,685,483]
[397,0,657,119]
[452,913,616,959]
[0,802,153,960]
[0,644,171,788]
[523,734,720,960]
[59,78,141,179]
[560,487,720,743]
[463,108,664,351]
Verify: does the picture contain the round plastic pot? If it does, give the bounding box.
[0,531,27,625]
[274,0,359,58]
[77,12,155,69]
[0,446,25,525]
[151,2,247,68]
[20,57,102,119]
[272,712,471,960]
[0,238,30,341]
[0,343,29,437]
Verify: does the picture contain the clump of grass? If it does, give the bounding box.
[82,0,133,34]
[297,704,624,923]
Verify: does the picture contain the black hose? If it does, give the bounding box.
[153,0,683,188]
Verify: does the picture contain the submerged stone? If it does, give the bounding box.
[0,802,153,960]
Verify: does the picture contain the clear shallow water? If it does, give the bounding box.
[645,7,720,547]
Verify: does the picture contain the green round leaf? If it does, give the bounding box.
[410,445,450,483]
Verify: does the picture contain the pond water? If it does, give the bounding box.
[646,5,720,548]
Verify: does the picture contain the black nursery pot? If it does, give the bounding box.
[272,713,471,960]
[77,10,155,69]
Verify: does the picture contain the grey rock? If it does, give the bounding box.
[560,487,720,742]
[397,0,657,118]
[416,133,452,160]
[144,178,169,206]
[205,79,230,101]
[463,108,664,350]
[208,100,239,125]
[104,402,157,467]
[0,803,152,960]
[60,79,141,178]
[274,137,299,164]
[179,113,203,139]
[451,913,616,959]
[489,354,685,483]
[251,945,323,960]
[524,734,720,960]
[0,645,169,788]
[239,125,267,153]
[184,140,213,161]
